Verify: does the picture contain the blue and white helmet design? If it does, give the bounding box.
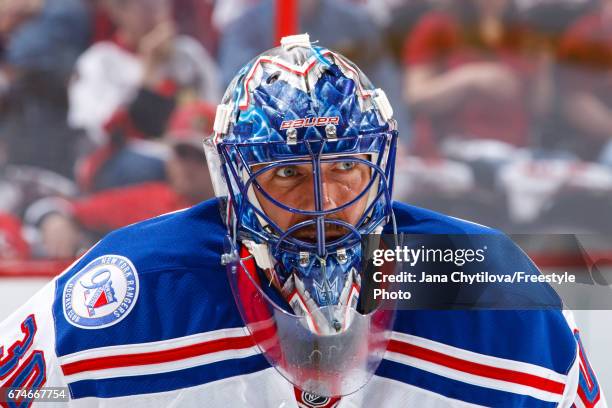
[205,34,397,333]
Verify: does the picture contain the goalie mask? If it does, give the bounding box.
[205,34,398,397]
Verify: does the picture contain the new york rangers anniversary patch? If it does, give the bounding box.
[63,255,139,329]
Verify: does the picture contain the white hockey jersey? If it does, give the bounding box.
[0,199,606,407]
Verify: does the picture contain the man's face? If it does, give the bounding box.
[253,155,371,242]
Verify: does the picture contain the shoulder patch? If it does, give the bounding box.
[63,255,139,329]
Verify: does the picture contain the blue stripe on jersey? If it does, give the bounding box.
[393,310,576,378]
[67,353,270,399]
[375,359,559,408]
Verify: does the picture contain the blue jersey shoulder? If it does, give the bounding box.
[385,201,576,398]
[388,201,497,235]
[93,198,226,270]
[387,201,550,299]
[52,199,244,356]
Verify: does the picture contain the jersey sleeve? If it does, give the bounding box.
[0,277,68,407]
[563,310,608,408]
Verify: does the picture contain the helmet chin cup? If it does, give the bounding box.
[225,239,397,397]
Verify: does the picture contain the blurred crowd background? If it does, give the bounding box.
[2,0,612,262]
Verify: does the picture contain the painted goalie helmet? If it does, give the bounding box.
[205,34,397,396]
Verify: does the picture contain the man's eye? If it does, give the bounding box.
[275,166,299,178]
[337,161,356,171]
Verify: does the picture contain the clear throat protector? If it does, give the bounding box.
[225,239,396,398]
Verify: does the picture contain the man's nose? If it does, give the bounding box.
[299,182,340,212]
[321,182,341,211]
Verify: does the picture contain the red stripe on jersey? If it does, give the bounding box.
[61,335,255,376]
[387,339,566,395]
[575,329,601,408]
[578,385,601,408]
